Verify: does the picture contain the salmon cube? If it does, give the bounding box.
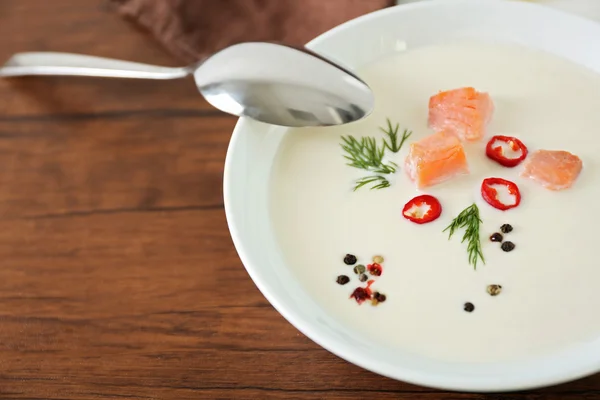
[521,150,583,191]
[405,131,469,189]
[428,87,494,142]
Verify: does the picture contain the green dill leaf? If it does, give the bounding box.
[380,118,413,153]
[397,128,413,151]
[341,118,413,191]
[380,118,399,152]
[371,179,391,190]
[341,134,396,174]
[443,203,485,269]
[353,175,390,191]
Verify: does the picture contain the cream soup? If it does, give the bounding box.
[269,42,600,363]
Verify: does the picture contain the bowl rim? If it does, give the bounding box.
[223,0,600,392]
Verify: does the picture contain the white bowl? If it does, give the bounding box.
[223,0,600,392]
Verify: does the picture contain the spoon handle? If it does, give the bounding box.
[0,52,193,80]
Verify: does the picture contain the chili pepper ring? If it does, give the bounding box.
[402,194,442,224]
[485,135,529,167]
[481,177,521,211]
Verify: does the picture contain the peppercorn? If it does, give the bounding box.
[487,284,502,296]
[371,292,386,306]
[464,302,475,312]
[368,263,382,276]
[501,241,515,252]
[353,264,366,275]
[500,224,513,234]
[373,292,386,302]
[490,232,503,242]
[336,275,350,285]
[358,273,368,282]
[344,254,357,265]
[372,255,384,264]
[370,292,386,306]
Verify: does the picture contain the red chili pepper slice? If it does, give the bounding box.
[481,177,521,211]
[485,135,528,167]
[402,194,442,224]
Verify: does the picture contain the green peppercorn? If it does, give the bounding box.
[353,264,366,275]
[487,284,502,296]
[358,273,368,282]
[344,254,357,265]
[372,255,384,264]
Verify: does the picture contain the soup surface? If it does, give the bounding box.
[269,41,600,363]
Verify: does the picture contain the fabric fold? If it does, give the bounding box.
[108,0,394,63]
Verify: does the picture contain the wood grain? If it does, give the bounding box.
[0,1,598,399]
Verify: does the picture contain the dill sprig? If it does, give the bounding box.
[380,118,412,153]
[340,118,412,191]
[353,175,390,191]
[341,135,397,174]
[443,203,485,269]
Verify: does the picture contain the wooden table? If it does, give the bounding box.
[1,1,599,399]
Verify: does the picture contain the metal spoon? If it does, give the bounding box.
[0,42,374,127]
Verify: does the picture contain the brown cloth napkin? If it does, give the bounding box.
[108,0,395,63]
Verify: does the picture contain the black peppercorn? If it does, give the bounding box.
[501,241,515,252]
[490,232,503,242]
[500,224,513,234]
[336,275,350,285]
[371,292,387,306]
[358,273,368,282]
[373,292,386,302]
[464,302,475,312]
[343,254,357,265]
